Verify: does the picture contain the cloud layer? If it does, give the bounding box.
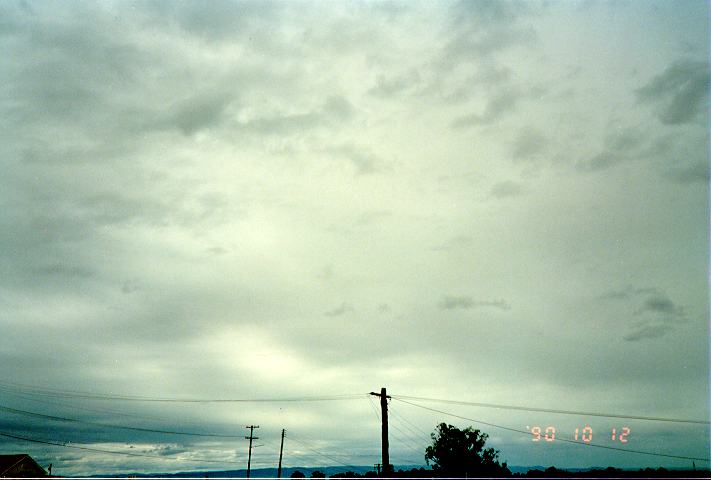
[0,0,708,476]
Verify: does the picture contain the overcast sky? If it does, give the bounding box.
[0,0,709,476]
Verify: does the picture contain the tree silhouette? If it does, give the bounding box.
[425,423,510,477]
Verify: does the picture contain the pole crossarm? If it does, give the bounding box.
[369,392,391,399]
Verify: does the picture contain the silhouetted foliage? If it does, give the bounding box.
[310,471,325,479]
[391,467,434,478]
[515,466,710,478]
[330,467,432,478]
[290,471,305,479]
[330,471,360,478]
[425,423,511,477]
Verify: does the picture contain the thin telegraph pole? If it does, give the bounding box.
[245,425,259,479]
[277,428,285,478]
[370,387,391,476]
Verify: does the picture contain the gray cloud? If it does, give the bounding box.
[368,70,422,98]
[635,294,685,318]
[599,286,676,307]
[239,96,355,136]
[451,88,521,128]
[324,302,353,317]
[598,286,658,301]
[121,280,141,294]
[146,444,190,457]
[159,94,234,136]
[511,128,548,160]
[636,59,710,125]
[33,264,94,278]
[451,85,546,128]
[147,0,289,44]
[576,126,644,172]
[664,160,710,184]
[623,324,673,342]
[450,0,521,27]
[321,95,356,122]
[576,151,620,172]
[438,295,511,311]
[438,1,538,70]
[490,181,524,199]
[598,287,687,341]
[655,132,708,185]
[439,65,516,105]
[321,144,384,175]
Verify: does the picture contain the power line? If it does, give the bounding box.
[0,404,243,438]
[283,451,380,459]
[394,398,711,463]
[388,406,431,439]
[0,386,174,423]
[0,431,243,465]
[386,411,427,447]
[389,455,426,466]
[366,395,381,422]
[387,425,425,460]
[0,381,365,403]
[289,433,380,467]
[392,394,710,425]
[287,434,365,468]
[389,415,428,444]
[389,424,424,452]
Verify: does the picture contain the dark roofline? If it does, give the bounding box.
[0,454,28,476]
[0,454,47,476]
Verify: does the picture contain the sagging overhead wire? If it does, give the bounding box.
[388,425,426,460]
[286,434,364,468]
[0,404,242,438]
[387,405,431,438]
[0,386,173,423]
[366,394,381,421]
[391,394,710,425]
[393,398,711,463]
[0,431,243,464]
[0,380,365,403]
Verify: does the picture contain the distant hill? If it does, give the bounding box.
[93,465,379,478]
[87,464,711,478]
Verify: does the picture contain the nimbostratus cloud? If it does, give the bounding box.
[0,0,708,476]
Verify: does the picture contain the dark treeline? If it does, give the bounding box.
[515,466,711,478]
[329,468,432,478]
[297,466,711,479]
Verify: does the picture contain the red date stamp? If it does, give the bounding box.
[526,425,630,443]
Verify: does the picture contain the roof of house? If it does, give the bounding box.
[0,454,47,477]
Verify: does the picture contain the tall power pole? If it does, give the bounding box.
[277,429,286,478]
[370,387,391,475]
[245,425,260,479]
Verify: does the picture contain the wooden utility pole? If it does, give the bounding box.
[245,425,259,479]
[277,429,286,478]
[369,387,391,475]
